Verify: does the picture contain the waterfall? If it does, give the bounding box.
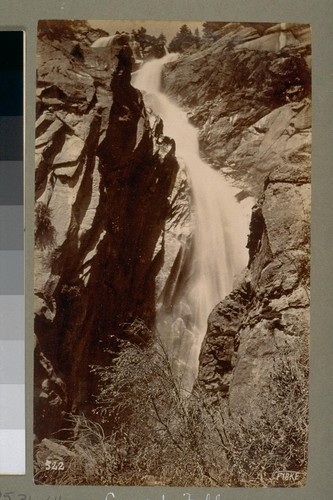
[133,54,251,390]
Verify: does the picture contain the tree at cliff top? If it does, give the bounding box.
[132,26,167,58]
[168,24,200,53]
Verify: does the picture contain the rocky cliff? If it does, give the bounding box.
[162,22,311,408]
[198,154,310,411]
[34,22,178,438]
[163,22,311,197]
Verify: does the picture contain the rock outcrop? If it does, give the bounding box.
[34,22,178,438]
[161,22,311,410]
[198,150,310,410]
[162,22,311,196]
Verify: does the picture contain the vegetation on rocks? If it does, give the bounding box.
[35,202,56,249]
[132,27,167,59]
[34,323,308,486]
[168,24,201,53]
[38,20,108,43]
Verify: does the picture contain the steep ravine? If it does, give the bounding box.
[34,25,179,438]
[162,22,311,407]
[34,21,311,442]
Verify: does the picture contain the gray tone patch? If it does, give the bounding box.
[0,340,24,383]
[0,116,23,160]
[0,205,23,249]
[0,250,24,294]
[0,384,25,428]
[0,161,23,204]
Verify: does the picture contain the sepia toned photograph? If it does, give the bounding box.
[33,19,311,487]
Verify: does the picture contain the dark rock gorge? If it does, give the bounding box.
[34,23,178,437]
[34,21,311,437]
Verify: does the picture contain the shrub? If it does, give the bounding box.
[91,329,308,486]
[35,202,56,249]
[223,337,309,486]
[34,414,119,485]
[91,337,219,486]
[34,322,309,486]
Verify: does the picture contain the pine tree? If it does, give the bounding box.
[168,24,198,53]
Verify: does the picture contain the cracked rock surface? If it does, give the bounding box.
[197,152,310,412]
[34,22,179,438]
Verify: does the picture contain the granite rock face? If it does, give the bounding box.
[160,23,310,409]
[34,23,178,438]
[162,22,311,196]
[197,150,310,412]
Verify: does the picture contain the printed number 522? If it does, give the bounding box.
[45,460,64,471]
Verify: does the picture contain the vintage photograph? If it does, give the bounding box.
[33,19,311,487]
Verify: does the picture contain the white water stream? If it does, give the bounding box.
[133,54,251,390]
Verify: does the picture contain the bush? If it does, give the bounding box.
[35,202,56,249]
[91,330,308,486]
[34,322,309,486]
[91,336,223,486]
[34,414,119,485]
[223,338,309,486]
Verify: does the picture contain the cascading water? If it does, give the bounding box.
[133,54,251,390]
